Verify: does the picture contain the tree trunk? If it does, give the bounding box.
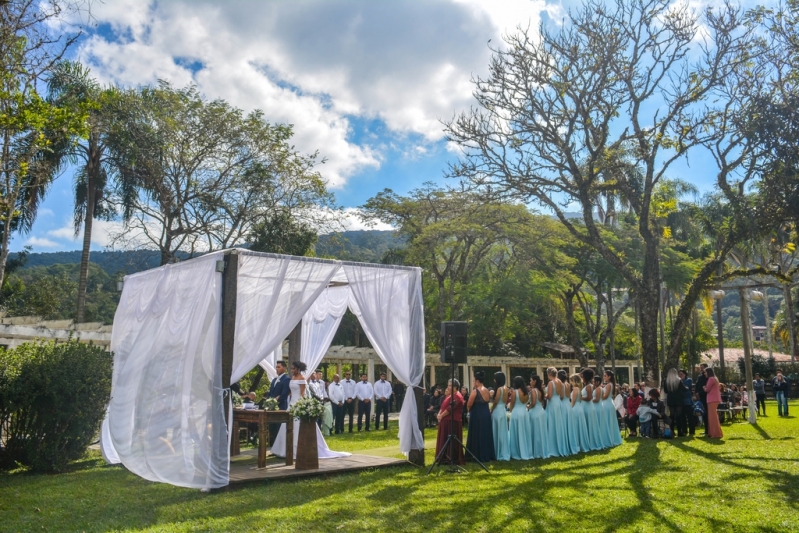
[783,285,797,365]
[763,287,772,359]
[738,288,757,424]
[639,243,661,383]
[563,287,586,367]
[76,144,98,324]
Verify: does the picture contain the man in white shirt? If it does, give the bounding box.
[328,374,346,434]
[308,371,327,427]
[341,371,357,433]
[374,372,393,430]
[355,373,374,431]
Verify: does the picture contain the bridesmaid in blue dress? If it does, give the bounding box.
[602,370,623,447]
[581,368,603,451]
[527,374,549,459]
[490,372,511,461]
[569,373,591,453]
[508,376,533,460]
[558,370,578,455]
[545,367,569,457]
[465,371,496,462]
[593,376,612,448]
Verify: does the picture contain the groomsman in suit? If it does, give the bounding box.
[268,360,290,446]
[374,372,392,430]
[355,373,374,431]
[328,374,346,434]
[341,371,357,433]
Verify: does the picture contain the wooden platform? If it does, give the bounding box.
[228,448,409,484]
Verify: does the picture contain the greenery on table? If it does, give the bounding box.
[288,397,324,420]
[1,402,797,532]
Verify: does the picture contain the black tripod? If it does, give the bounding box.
[427,338,488,474]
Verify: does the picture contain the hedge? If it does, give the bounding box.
[0,340,112,472]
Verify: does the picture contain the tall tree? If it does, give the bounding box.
[446,0,760,379]
[46,61,118,323]
[0,1,86,291]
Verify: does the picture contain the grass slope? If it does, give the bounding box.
[1,404,798,532]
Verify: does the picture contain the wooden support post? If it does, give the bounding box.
[221,250,239,425]
[337,362,343,377]
[408,377,425,466]
[367,357,375,382]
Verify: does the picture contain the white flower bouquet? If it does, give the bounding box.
[263,398,279,411]
[289,397,324,420]
[231,390,243,407]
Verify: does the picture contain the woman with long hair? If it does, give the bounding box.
[508,376,533,460]
[465,371,495,462]
[602,370,623,446]
[435,379,465,464]
[593,376,611,448]
[664,368,687,437]
[545,367,569,457]
[581,369,602,450]
[569,374,591,452]
[527,374,549,459]
[703,368,723,439]
[558,369,578,455]
[490,371,510,461]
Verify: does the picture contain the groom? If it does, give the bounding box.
[268,360,291,446]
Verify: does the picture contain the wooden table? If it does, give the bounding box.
[231,409,293,468]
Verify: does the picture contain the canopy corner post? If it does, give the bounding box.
[408,378,425,466]
[221,250,239,425]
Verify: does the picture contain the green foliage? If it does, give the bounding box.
[0,340,113,472]
[249,209,317,256]
[737,354,778,381]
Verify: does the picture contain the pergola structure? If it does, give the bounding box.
[100,249,426,490]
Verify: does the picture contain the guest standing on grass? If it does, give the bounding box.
[341,371,357,433]
[773,369,790,417]
[696,363,709,436]
[664,368,687,437]
[435,379,464,464]
[328,374,346,435]
[374,372,392,430]
[625,384,643,436]
[465,371,495,463]
[355,374,373,432]
[491,372,510,461]
[527,374,549,459]
[679,369,695,436]
[753,373,767,416]
[704,367,723,439]
[508,376,533,460]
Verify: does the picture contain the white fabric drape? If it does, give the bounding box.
[300,285,349,378]
[100,253,226,490]
[344,264,426,453]
[232,252,340,383]
[258,344,282,382]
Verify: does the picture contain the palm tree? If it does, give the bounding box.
[47,61,117,323]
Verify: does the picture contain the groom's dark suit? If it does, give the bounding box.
[268,372,291,446]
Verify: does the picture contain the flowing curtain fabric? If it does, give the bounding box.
[101,253,226,489]
[232,252,340,383]
[300,285,349,377]
[343,264,426,453]
[258,344,282,381]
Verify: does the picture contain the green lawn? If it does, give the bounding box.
[2,404,799,532]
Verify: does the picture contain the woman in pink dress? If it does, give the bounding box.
[703,367,723,439]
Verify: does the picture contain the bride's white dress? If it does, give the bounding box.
[271,379,350,459]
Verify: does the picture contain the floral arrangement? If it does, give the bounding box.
[263,398,279,411]
[231,390,243,407]
[288,397,324,420]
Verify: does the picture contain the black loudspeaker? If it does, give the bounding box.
[440,321,467,364]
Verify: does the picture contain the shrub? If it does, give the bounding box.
[0,340,112,472]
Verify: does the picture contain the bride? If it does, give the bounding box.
[271,361,350,460]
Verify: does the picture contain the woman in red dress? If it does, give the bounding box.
[435,379,465,464]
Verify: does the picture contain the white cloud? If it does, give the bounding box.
[340,208,394,232]
[38,208,54,217]
[71,1,557,190]
[24,236,60,248]
[47,219,128,248]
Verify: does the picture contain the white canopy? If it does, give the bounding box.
[100,249,425,489]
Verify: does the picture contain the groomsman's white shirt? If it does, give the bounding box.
[308,379,327,400]
[374,379,392,400]
[328,381,346,404]
[342,378,357,400]
[355,381,374,402]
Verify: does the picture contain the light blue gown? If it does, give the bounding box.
[527,389,548,459]
[602,384,623,447]
[594,386,612,449]
[583,385,603,451]
[491,386,510,461]
[546,382,569,457]
[508,389,533,460]
[570,387,592,453]
[560,385,579,455]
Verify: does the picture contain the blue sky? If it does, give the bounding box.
[17,0,766,253]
